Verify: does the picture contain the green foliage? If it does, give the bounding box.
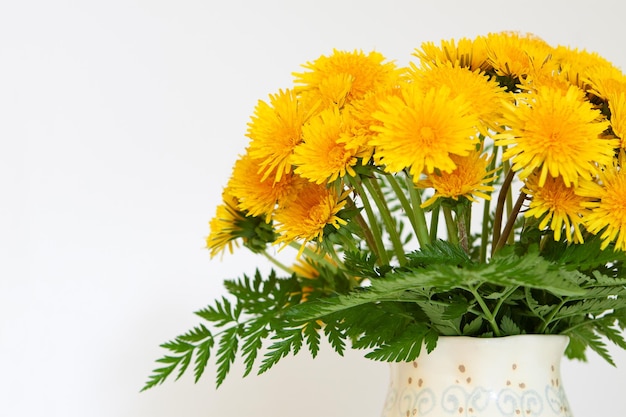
[144,239,626,391]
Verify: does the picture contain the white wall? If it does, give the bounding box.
[2,1,625,416]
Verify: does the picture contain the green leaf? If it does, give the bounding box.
[258,328,303,375]
[407,239,472,267]
[303,320,322,358]
[594,317,626,351]
[323,319,346,356]
[480,249,586,297]
[195,297,239,327]
[193,338,214,383]
[215,326,240,387]
[178,324,212,343]
[416,301,462,336]
[566,325,614,366]
[364,324,429,362]
[500,315,522,335]
[462,317,484,335]
[240,322,268,378]
[564,332,588,361]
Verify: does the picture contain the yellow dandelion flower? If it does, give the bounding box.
[497,85,615,187]
[246,89,318,183]
[292,107,360,184]
[414,36,490,72]
[485,31,555,79]
[523,173,588,243]
[407,63,509,134]
[228,152,305,221]
[420,148,497,208]
[370,84,479,178]
[293,49,399,108]
[206,190,246,258]
[273,182,349,254]
[553,45,625,91]
[578,152,626,251]
[337,85,403,163]
[586,67,626,102]
[608,91,626,148]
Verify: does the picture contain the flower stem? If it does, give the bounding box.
[480,146,499,262]
[406,173,431,247]
[468,284,502,337]
[442,206,459,246]
[429,205,440,242]
[492,168,515,256]
[262,250,293,274]
[349,176,390,266]
[385,175,421,243]
[347,196,380,259]
[363,176,407,266]
[537,298,568,334]
[494,191,527,254]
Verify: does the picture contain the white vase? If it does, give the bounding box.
[381,335,572,417]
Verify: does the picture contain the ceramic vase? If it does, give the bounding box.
[381,335,572,417]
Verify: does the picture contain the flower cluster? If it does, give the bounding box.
[144,32,626,391]
[208,31,626,266]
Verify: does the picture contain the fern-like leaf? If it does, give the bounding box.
[215,326,240,387]
[258,328,303,375]
[364,324,430,362]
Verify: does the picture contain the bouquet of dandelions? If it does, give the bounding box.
[143,31,626,391]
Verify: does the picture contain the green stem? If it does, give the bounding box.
[262,251,293,274]
[442,206,459,246]
[346,196,379,259]
[468,284,502,337]
[503,159,514,246]
[349,177,390,266]
[494,191,527,254]
[287,242,339,272]
[492,286,519,321]
[363,176,407,266]
[405,173,431,247]
[537,298,568,334]
[430,205,440,242]
[492,168,515,256]
[385,174,422,245]
[456,202,470,254]
[479,144,500,262]
[480,198,492,263]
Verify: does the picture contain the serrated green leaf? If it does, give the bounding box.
[462,317,484,335]
[175,351,193,380]
[258,329,303,375]
[195,297,238,326]
[364,324,428,362]
[215,326,240,387]
[194,338,214,383]
[564,332,588,361]
[416,301,462,336]
[160,339,194,354]
[323,319,346,356]
[303,320,322,358]
[566,325,615,365]
[500,315,521,335]
[423,329,439,354]
[442,298,470,320]
[407,239,472,267]
[178,324,212,343]
[481,250,586,296]
[594,318,626,351]
[241,326,266,378]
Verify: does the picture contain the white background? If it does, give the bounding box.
[2,1,626,416]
